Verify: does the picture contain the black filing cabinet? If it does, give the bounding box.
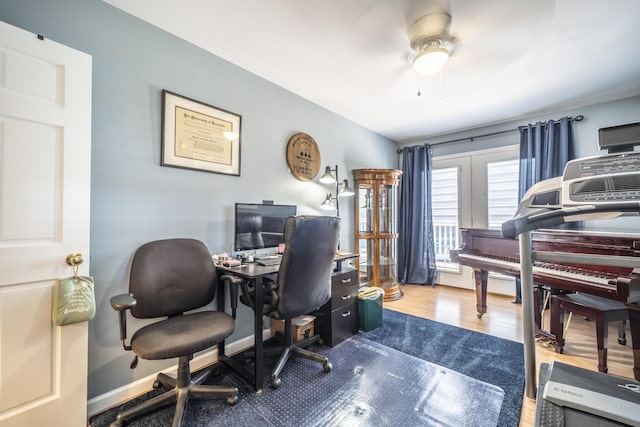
[314,257,359,347]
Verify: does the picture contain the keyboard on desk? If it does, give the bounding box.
[255,255,281,266]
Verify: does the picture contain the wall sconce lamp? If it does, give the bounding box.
[318,165,354,217]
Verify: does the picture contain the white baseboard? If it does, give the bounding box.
[87,330,271,418]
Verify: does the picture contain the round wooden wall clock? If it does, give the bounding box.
[286,132,321,181]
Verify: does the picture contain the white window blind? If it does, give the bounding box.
[487,159,520,229]
[432,167,458,268]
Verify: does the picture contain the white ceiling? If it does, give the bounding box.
[104,0,640,143]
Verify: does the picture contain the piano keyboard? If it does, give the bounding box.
[456,253,613,286]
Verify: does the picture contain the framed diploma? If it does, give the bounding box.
[161,90,241,176]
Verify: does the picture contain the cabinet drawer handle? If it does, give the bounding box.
[341,295,352,300]
[341,278,352,284]
[341,311,351,318]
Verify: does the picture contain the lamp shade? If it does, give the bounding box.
[319,166,336,184]
[413,46,449,75]
[319,193,336,210]
[339,179,355,197]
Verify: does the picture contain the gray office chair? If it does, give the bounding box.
[237,215,340,389]
[110,238,238,427]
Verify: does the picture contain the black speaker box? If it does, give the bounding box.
[598,122,640,152]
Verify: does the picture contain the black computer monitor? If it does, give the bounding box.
[233,203,297,251]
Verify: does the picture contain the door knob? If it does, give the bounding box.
[66,253,84,266]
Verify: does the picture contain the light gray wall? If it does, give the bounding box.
[400,95,640,231]
[403,95,640,159]
[0,0,396,398]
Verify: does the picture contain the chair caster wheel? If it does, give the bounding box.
[227,395,239,406]
[152,380,162,389]
[270,377,282,389]
[618,338,627,345]
[317,338,324,346]
[323,361,332,373]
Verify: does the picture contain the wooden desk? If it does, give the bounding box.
[215,253,357,392]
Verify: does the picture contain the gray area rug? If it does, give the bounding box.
[91,310,523,426]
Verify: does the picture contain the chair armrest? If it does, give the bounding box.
[236,277,279,316]
[109,294,136,349]
[263,280,278,291]
[110,293,136,311]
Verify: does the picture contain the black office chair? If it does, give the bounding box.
[110,238,238,427]
[237,215,340,389]
[235,212,265,250]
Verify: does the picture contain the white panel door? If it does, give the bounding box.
[0,21,92,427]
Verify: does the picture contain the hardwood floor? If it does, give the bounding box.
[384,284,636,427]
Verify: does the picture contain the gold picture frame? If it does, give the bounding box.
[161,90,241,176]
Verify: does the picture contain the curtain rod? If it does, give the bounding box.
[397,114,584,152]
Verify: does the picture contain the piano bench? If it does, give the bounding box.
[551,293,629,374]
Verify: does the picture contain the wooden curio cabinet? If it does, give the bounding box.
[353,169,403,301]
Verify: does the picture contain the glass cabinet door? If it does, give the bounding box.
[353,169,403,301]
[378,238,397,289]
[358,184,374,235]
[358,238,375,286]
[379,183,398,234]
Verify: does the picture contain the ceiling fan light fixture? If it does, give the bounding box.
[413,45,449,75]
[408,12,454,76]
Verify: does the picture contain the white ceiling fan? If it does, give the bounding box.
[408,12,456,76]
